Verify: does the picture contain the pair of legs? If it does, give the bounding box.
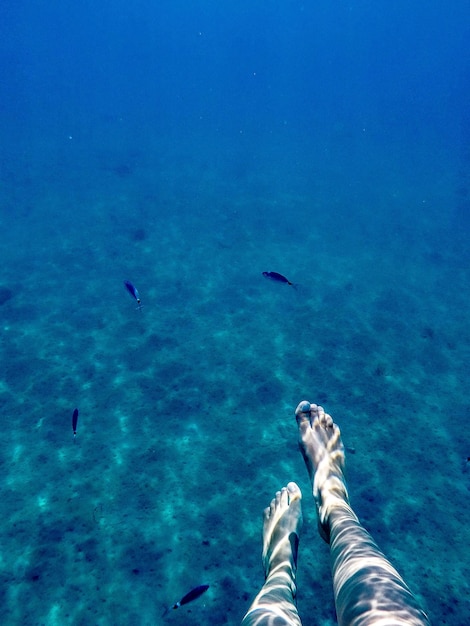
[242,401,431,626]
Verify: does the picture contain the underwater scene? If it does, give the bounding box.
[1,1,469,624]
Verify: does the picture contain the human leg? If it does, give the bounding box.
[241,482,303,626]
[296,401,431,626]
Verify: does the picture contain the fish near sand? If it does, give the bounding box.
[262,271,295,287]
[162,584,209,617]
[72,408,79,442]
[124,280,143,310]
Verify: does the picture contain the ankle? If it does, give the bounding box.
[314,477,350,527]
[265,565,298,597]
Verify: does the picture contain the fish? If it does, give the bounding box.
[124,280,143,310]
[72,408,79,442]
[162,584,209,617]
[262,271,295,286]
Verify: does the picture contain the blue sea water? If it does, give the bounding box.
[1,1,469,624]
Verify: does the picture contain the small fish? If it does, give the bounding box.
[262,271,295,286]
[72,408,79,442]
[124,280,143,310]
[162,584,209,617]
[463,457,470,473]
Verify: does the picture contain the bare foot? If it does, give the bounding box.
[295,401,348,540]
[262,482,303,586]
[242,484,303,626]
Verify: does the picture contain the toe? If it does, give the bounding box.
[286,482,302,503]
[280,486,289,508]
[296,400,311,414]
[295,401,313,426]
[270,498,276,516]
[325,413,334,428]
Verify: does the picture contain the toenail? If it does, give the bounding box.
[299,401,311,413]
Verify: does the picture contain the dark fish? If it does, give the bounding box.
[162,584,209,616]
[72,408,79,442]
[262,271,294,286]
[124,280,143,310]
